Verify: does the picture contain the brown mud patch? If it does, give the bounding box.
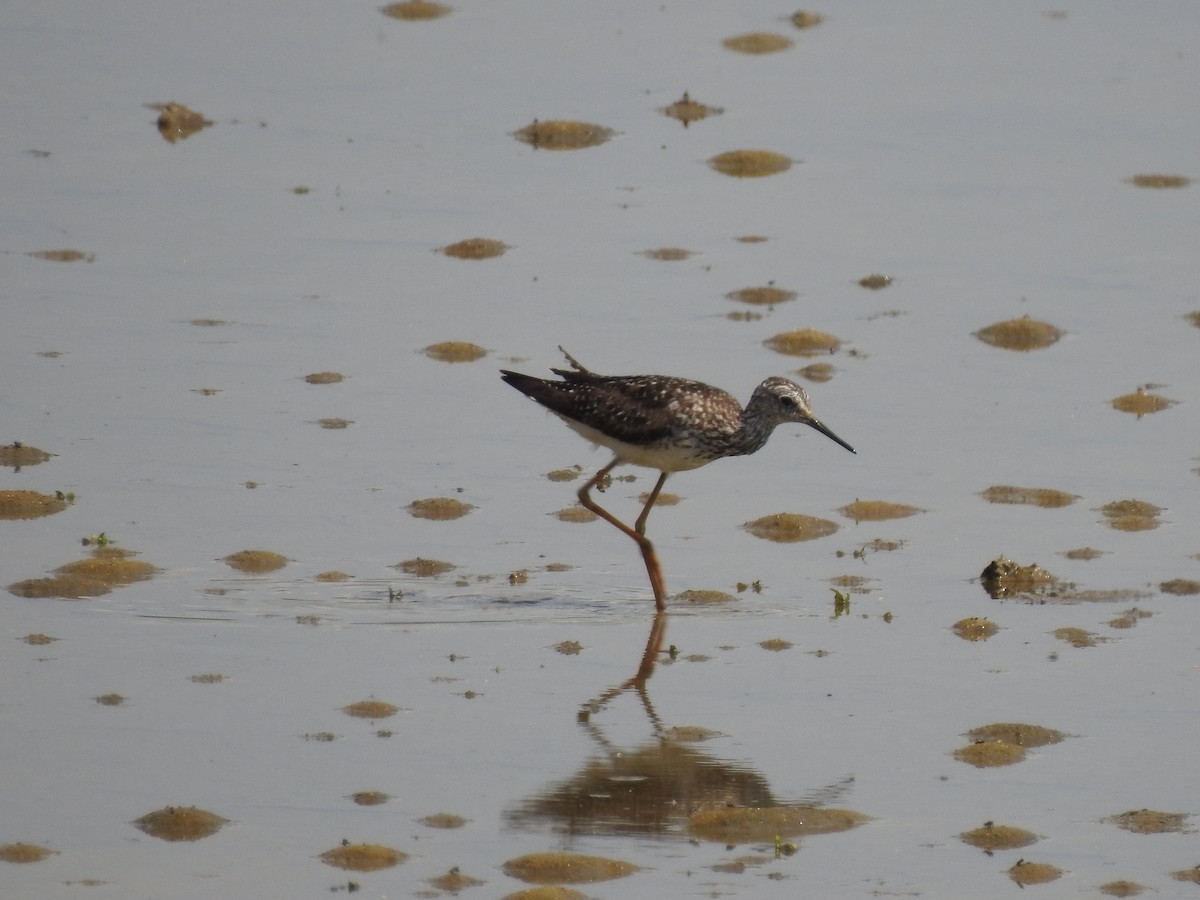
[1098,499,1162,532]
[554,506,597,524]
[791,10,825,29]
[1126,173,1190,188]
[796,362,835,382]
[95,693,126,706]
[959,822,1037,851]
[134,806,228,841]
[320,843,408,871]
[1160,578,1200,595]
[954,741,1026,767]
[342,699,399,719]
[350,791,389,806]
[395,557,455,577]
[660,91,723,126]
[857,273,892,289]
[28,249,95,262]
[1105,809,1191,834]
[968,723,1066,747]
[744,513,838,542]
[0,842,55,863]
[973,316,1062,351]
[688,805,869,842]
[0,489,68,519]
[1111,387,1176,416]
[0,442,53,468]
[10,548,158,599]
[980,485,1077,508]
[22,633,59,645]
[420,812,468,828]
[726,285,796,306]
[763,328,842,357]
[759,637,793,652]
[1062,547,1106,560]
[223,549,287,573]
[424,341,487,363]
[722,32,793,54]
[408,497,474,520]
[838,500,921,522]
[501,888,589,900]
[502,852,638,884]
[952,617,998,641]
[315,417,351,429]
[304,371,345,384]
[979,556,1058,599]
[148,102,212,143]
[1099,879,1146,897]
[1008,860,1062,886]
[440,237,509,259]
[639,247,694,261]
[429,869,485,892]
[1053,626,1107,648]
[513,120,614,151]
[679,589,735,604]
[708,149,792,177]
[380,0,451,20]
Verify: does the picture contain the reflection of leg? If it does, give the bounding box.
[577,611,668,726]
[578,460,669,610]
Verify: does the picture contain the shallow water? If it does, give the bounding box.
[4,1,1200,897]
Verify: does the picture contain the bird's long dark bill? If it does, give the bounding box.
[808,418,856,454]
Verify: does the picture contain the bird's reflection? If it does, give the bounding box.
[505,613,868,843]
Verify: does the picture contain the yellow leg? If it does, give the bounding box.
[578,460,669,611]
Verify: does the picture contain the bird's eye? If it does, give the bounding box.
[779,395,796,408]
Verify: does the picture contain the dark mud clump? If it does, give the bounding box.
[148,102,212,143]
[134,806,228,841]
[968,723,1066,747]
[1098,499,1162,532]
[708,149,792,177]
[424,341,487,363]
[959,822,1037,851]
[973,316,1062,351]
[27,249,95,263]
[980,485,1077,508]
[502,852,638,884]
[420,812,468,828]
[639,247,694,261]
[350,791,390,806]
[1111,387,1176,417]
[763,328,842,357]
[320,843,408,871]
[305,371,345,384]
[440,237,509,259]
[1105,809,1190,834]
[660,91,723,127]
[1008,860,1062,886]
[395,557,455,577]
[1126,173,1190,188]
[223,549,288,573]
[1160,579,1200,596]
[791,10,825,29]
[979,556,1058,599]
[857,273,892,289]
[513,120,614,151]
[744,513,838,542]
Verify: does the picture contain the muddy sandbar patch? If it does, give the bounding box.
[1053,626,1107,648]
[790,10,825,28]
[315,570,351,582]
[342,699,399,719]
[380,0,451,20]
[678,588,735,604]
[429,869,485,891]
[27,248,95,262]
[0,842,55,863]
[22,633,59,645]
[10,547,159,600]
[857,273,892,289]
[502,852,637,884]
[1126,173,1189,188]
[553,640,583,655]
[501,888,589,900]
[554,506,597,524]
[638,490,679,507]
[980,485,1077,508]
[1099,880,1146,897]
[979,556,1058,599]
[304,371,345,384]
[1008,860,1062,886]
[796,362,835,383]
[726,285,797,306]
[968,723,1066,747]
[147,102,212,143]
[759,637,793,652]
[954,741,1026,767]
[546,467,581,482]
[660,91,723,126]
[223,549,288,573]
[424,341,487,363]
[838,500,921,522]
[513,120,614,151]
[315,417,351,429]
[320,843,408,871]
[1160,578,1200,596]
[688,805,869,842]
[959,822,1037,851]
[408,497,474,520]
[134,806,228,841]
[1108,607,1152,629]
[350,791,389,806]
[1105,809,1190,834]
[708,149,792,177]
[440,237,509,259]
[744,513,838,542]
[1111,387,1176,416]
[1062,547,1106,560]
[952,617,998,641]
[763,328,842,357]
[420,812,468,828]
[189,673,225,684]
[95,692,126,706]
[0,442,53,468]
[638,247,694,261]
[0,489,69,519]
[1098,499,1162,532]
[395,557,455,577]
[722,32,793,54]
[1171,867,1200,885]
[973,316,1062,351]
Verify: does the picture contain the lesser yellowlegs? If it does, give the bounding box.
[501,348,855,611]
